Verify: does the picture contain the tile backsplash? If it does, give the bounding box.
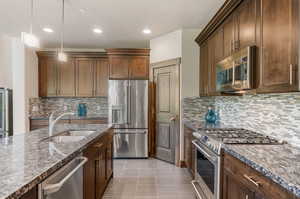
[183,93,300,146]
[29,97,108,118]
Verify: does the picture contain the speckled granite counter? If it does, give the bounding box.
[184,120,300,198]
[0,124,111,199]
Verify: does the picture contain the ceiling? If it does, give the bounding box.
[0,0,224,49]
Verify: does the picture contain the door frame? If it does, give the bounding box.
[149,57,181,166]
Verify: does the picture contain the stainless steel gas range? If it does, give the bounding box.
[191,128,285,199]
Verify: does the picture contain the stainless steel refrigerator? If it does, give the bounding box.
[108,80,148,158]
[0,88,13,136]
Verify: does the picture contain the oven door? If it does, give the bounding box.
[191,140,220,199]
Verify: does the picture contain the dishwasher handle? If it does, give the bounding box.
[43,157,88,195]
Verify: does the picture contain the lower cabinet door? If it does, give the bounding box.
[223,170,255,199]
[106,142,113,180]
[95,147,107,199]
[83,147,97,199]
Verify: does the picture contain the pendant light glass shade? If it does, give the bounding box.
[58,51,67,62]
[58,0,67,62]
[21,32,40,48]
[22,0,40,48]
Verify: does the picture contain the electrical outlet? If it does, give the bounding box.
[96,106,101,111]
[63,106,68,111]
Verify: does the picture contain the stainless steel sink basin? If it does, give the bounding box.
[67,130,96,137]
[51,136,86,143]
[41,130,96,143]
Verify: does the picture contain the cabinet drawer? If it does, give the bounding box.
[223,152,295,199]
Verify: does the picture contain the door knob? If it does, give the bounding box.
[169,116,177,122]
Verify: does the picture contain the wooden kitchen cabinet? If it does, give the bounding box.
[75,58,95,97]
[57,58,76,97]
[37,52,109,97]
[107,49,150,80]
[19,186,38,199]
[223,170,255,199]
[84,129,114,199]
[94,59,109,97]
[108,56,129,79]
[235,0,258,50]
[200,41,209,96]
[223,15,235,58]
[223,152,296,199]
[39,57,58,97]
[258,0,299,93]
[196,0,299,95]
[129,56,149,79]
[184,125,195,178]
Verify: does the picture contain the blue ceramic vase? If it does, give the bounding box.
[78,103,87,117]
[205,107,217,124]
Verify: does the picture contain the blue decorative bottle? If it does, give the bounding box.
[78,103,87,117]
[205,107,217,124]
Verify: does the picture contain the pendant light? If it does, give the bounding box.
[58,0,67,62]
[22,0,40,48]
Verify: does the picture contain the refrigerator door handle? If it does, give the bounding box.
[127,81,131,125]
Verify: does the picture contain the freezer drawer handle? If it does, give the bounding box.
[42,157,88,195]
[114,131,147,134]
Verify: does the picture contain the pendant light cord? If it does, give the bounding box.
[61,0,65,52]
[30,0,33,34]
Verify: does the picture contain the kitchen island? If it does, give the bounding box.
[0,124,112,199]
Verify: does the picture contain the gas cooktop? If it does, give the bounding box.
[193,128,285,155]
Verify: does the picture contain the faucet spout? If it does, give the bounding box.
[49,112,75,137]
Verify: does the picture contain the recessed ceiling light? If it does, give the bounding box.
[143,28,152,34]
[93,28,103,34]
[43,27,54,33]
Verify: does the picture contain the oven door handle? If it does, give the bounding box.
[191,180,204,199]
[192,140,217,163]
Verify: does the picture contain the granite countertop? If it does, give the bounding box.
[0,124,111,199]
[184,120,300,197]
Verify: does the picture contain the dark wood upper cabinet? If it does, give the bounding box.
[76,58,95,97]
[108,56,129,79]
[196,0,299,95]
[57,58,76,97]
[223,15,235,58]
[37,52,109,97]
[129,56,149,79]
[258,0,299,93]
[200,41,209,96]
[107,48,150,80]
[235,0,258,49]
[94,59,109,97]
[39,57,57,97]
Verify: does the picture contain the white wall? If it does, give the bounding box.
[0,35,13,88]
[150,29,200,163]
[0,35,38,134]
[150,30,182,63]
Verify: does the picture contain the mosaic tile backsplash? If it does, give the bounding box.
[183,93,300,147]
[29,97,108,118]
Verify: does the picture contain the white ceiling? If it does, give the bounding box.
[0,0,224,49]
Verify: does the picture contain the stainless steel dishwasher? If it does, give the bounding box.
[38,156,88,199]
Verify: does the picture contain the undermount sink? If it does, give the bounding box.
[42,130,96,143]
[67,130,96,137]
[51,136,86,143]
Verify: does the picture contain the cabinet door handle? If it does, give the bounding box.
[243,174,260,187]
[290,64,293,85]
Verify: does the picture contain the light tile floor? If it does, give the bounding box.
[103,158,196,199]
